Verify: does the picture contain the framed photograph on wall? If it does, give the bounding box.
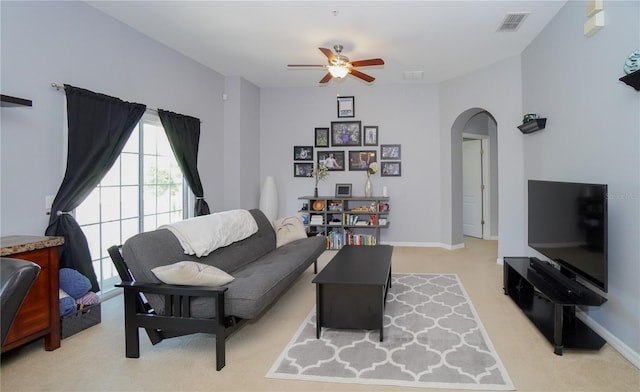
[337,96,354,118]
[363,126,378,146]
[381,161,401,177]
[315,128,329,147]
[381,144,401,160]
[294,162,313,177]
[293,146,313,161]
[317,150,345,171]
[331,121,361,146]
[348,150,377,171]
[335,183,352,197]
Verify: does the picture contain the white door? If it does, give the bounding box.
[463,139,483,238]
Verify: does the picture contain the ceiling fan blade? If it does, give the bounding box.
[287,64,326,68]
[349,69,375,83]
[351,58,385,67]
[319,47,336,63]
[319,73,333,84]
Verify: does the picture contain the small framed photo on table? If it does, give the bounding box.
[337,96,354,118]
[335,183,352,197]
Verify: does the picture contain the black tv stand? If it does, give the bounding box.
[503,257,607,355]
[528,257,586,297]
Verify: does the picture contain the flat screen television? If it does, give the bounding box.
[528,180,608,292]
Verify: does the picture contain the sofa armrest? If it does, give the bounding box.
[115,281,228,321]
[114,281,231,370]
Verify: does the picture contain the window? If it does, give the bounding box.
[75,114,188,294]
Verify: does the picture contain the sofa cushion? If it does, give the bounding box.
[151,261,234,286]
[273,214,307,248]
[188,234,326,319]
[122,209,277,314]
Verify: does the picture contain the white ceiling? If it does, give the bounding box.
[87,1,567,88]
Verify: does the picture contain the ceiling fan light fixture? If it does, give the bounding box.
[328,64,349,78]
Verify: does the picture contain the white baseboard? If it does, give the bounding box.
[449,242,465,250]
[577,309,640,369]
[496,257,504,265]
[381,241,465,250]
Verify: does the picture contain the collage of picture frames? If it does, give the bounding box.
[293,96,402,179]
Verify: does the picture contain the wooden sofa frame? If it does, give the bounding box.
[108,245,244,371]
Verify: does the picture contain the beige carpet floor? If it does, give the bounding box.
[1,238,638,391]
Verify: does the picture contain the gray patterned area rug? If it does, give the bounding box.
[267,273,514,390]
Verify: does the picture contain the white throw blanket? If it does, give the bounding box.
[159,209,258,257]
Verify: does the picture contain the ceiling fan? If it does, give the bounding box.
[288,44,384,84]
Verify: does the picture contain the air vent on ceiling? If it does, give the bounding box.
[498,12,530,32]
[403,71,424,81]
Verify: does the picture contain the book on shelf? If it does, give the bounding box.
[343,214,378,225]
[310,215,324,225]
[326,230,344,249]
[343,230,377,246]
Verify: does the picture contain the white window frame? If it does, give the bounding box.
[75,112,191,297]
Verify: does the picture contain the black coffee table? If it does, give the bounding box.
[312,245,393,341]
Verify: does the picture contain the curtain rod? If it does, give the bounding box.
[51,83,200,121]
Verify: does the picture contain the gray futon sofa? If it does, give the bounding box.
[109,208,326,370]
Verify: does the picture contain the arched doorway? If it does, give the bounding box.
[450,108,498,246]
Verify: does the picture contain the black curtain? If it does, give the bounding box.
[157,109,210,216]
[45,85,146,292]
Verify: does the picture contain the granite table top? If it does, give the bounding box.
[0,235,64,257]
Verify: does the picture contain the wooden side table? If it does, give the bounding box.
[1,235,64,352]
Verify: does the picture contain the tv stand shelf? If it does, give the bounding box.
[503,257,607,355]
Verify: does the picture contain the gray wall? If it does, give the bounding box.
[0,1,228,236]
[439,56,525,256]
[487,116,499,239]
[223,76,261,210]
[522,1,639,356]
[260,84,444,245]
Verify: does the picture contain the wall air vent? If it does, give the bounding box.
[498,12,530,32]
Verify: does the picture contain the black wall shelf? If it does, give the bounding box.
[619,69,640,91]
[1,94,32,107]
[517,118,546,134]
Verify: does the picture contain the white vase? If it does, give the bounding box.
[259,176,278,223]
[364,176,372,197]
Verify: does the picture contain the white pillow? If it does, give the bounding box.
[151,261,234,286]
[273,214,308,248]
